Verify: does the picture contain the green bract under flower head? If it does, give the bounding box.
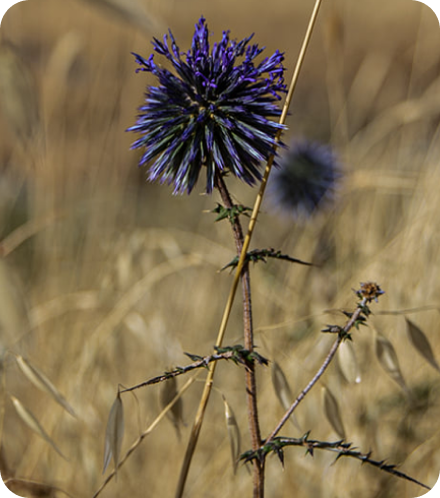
[127,16,287,194]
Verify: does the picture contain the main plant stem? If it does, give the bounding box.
[214,172,264,497]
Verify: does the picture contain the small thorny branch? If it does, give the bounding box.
[120,346,268,394]
[241,433,431,491]
[238,282,432,494]
[221,248,314,272]
[264,282,384,445]
[212,204,312,270]
[212,203,253,223]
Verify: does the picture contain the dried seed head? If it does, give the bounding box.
[271,361,301,430]
[375,332,410,397]
[405,318,440,373]
[358,282,384,302]
[322,386,346,439]
[159,376,184,439]
[338,341,361,384]
[15,355,76,417]
[10,395,66,459]
[103,392,125,478]
[223,396,241,474]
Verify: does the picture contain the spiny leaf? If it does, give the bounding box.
[221,248,313,272]
[103,391,125,478]
[321,324,343,334]
[184,352,204,362]
[274,446,285,468]
[248,351,269,366]
[405,318,440,373]
[212,203,252,223]
[15,355,76,417]
[214,345,268,367]
[10,395,66,459]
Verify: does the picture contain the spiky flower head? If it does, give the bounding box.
[266,139,341,220]
[127,16,286,194]
[357,282,385,303]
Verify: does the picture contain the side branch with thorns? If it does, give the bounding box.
[241,433,430,491]
[120,346,269,394]
[264,282,384,445]
[239,282,430,491]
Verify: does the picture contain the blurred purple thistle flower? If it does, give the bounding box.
[267,139,341,219]
[127,16,287,194]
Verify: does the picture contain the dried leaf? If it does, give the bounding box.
[375,333,409,394]
[338,341,361,384]
[322,386,345,439]
[10,395,66,459]
[406,318,440,373]
[271,361,293,409]
[159,376,184,439]
[223,397,241,474]
[15,355,76,417]
[271,361,301,430]
[103,392,124,477]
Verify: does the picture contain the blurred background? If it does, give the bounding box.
[0,0,440,496]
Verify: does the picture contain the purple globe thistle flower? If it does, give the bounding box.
[127,16,287,194]
[266,139,341,219]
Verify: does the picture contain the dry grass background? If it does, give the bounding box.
[0,0,440,497]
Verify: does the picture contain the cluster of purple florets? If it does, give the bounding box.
[128,16,287,194]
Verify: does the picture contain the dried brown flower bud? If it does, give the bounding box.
[358,282,384,302]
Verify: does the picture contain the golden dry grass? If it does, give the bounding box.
[0,0,440,497]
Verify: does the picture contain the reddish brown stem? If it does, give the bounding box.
[214,172,264,497]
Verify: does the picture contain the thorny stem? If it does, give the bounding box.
[258,437,431,491]
[214,171,264,497]
[265,298,368,445]
[175,2,323,496]
[120,349,250,392]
